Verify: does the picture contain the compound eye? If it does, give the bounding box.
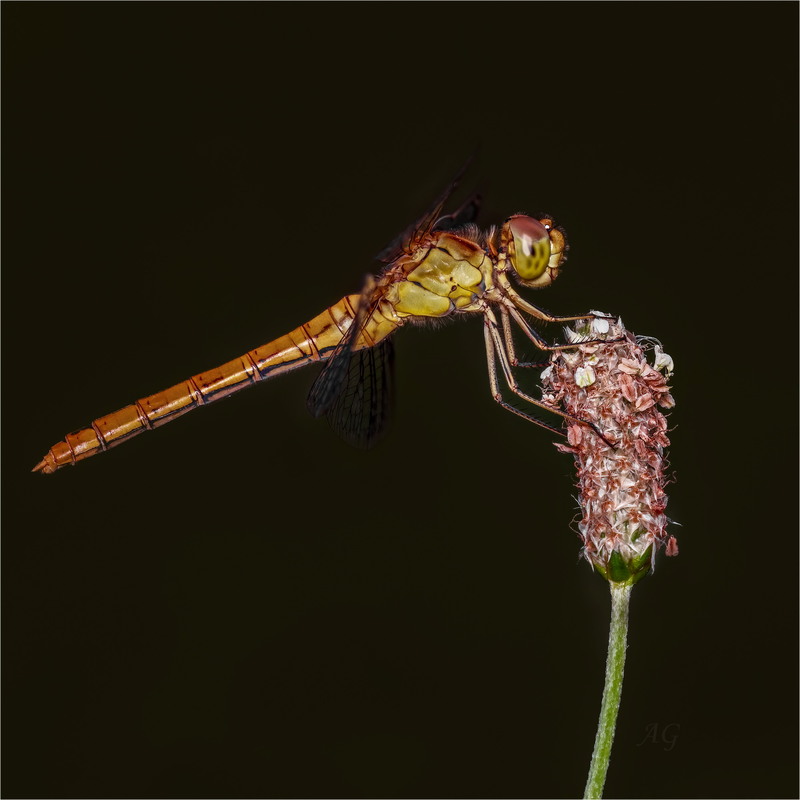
[507,215,552,281]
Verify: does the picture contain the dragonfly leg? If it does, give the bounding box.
[483,308,615,448]
[483,312,565,437]
[500,307,549,369]
[505,304,623,352]
[501,279,613,325]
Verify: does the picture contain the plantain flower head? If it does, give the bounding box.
[541,315,677,585]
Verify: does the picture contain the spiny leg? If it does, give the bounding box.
[483,313,565,438]
[500,307,549,369]
[485,308,580,421]
[500,278,609,325]
[483,308,615,448]
[504,303,621,353]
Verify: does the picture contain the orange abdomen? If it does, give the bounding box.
[33,295,366,474]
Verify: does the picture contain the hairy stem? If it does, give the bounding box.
[583,582,633,799]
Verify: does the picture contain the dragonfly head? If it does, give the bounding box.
[501,214,568,288]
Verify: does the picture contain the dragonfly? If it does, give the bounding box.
[33,171,613,475]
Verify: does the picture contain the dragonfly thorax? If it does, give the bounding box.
[501,214,568,289]
[387,232,491,319]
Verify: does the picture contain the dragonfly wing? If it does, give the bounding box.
[307,275,395,447]
[375,159,477,263]
[431,192,482,232]
[324,337,395,448]
[306,289,369,419]
[306,323,356,420]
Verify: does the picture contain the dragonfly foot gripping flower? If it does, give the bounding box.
[541,315,677,585]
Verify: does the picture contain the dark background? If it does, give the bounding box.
[3,3,797,798]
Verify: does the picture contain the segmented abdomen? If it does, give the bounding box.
[33,295,366,474]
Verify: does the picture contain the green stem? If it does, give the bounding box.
[583,581,633,799]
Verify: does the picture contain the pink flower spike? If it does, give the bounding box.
[541,316,677,584]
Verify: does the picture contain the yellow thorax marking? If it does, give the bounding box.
[390,235,488,318]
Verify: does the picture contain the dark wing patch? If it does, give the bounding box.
[306,279,375,419]
[306,276,396,447]
[305,326,356,420]
[324,338,395,448]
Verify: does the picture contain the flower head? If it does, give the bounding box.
[541,314,677,585]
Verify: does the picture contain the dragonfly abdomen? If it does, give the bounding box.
[33,295,365,474]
